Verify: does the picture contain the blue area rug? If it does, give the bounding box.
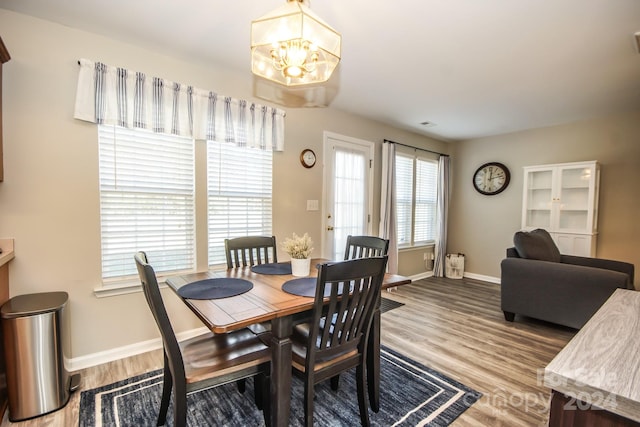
[380,297,405,313]
[78,346,480,426]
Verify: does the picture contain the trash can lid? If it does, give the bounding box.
[1,292,69,318]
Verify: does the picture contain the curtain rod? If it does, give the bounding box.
[384,139,449,157]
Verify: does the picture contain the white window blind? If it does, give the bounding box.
[395,154,414,246]
[414,158,438,244]
[395,153,438,247]
[207,141,273,266]
[98,125,195,280]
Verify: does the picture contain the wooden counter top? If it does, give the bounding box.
[545,288,640,422]
[0,239,14,267]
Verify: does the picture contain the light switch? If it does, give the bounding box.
[306,200,319,211]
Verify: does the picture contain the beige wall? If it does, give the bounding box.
[448,111,640,287]
[2,9,637,361]
[0,10,447,358]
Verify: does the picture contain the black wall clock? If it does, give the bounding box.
[473,162,510,195]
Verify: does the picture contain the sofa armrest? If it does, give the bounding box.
[502,258,631,293]
[501,257,631,328]
[506,247,519,258]
[561,255,634,287]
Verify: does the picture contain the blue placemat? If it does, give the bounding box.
[177,278,253,300]
[251,262,292,275]
[282,278,349,298]
[281,278,318,297]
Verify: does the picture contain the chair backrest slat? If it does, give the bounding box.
[225,236,278,269]
[344,235,390,260]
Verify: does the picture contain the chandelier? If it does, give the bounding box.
[251,0,341,86]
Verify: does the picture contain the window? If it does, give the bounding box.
[98,126,274,281]
[395,153,438,247]
[98,125,195,280]
[207,141,273,266]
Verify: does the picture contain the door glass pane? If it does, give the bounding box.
[332,147,366,260]
[558,167,590,230]
[525,170,552,229]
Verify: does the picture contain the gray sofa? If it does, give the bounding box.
[501,229,635,329]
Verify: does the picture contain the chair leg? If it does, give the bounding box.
[157,357,172,426]
[356,364,371,427]
[174,380,188,427]
[260,373,271,427]
[330,374,340,391]
[303,380,315,427]
[255,375,264,410]
[237,378,246,393]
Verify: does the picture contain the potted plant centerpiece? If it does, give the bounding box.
[282,233,314,277]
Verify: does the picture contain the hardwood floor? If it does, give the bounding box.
[382,276,576,426]
[1,276,576,426]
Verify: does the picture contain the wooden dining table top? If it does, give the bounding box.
[165,258,412,334]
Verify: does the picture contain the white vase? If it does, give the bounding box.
[290,258,311,277]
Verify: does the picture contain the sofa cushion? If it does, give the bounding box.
[513,229,561,262]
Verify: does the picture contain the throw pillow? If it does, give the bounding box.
[513,229,561,262]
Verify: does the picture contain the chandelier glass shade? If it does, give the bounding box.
[251,0,341,86]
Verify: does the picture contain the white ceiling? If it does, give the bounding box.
[2,0,640,141]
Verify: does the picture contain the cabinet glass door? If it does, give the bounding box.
[524,169,553,229]
[557,166,591,232]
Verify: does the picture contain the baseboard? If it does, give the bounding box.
[463,272,500,284]
[410,271,434,281]
[68,326,209,371]
[402,270,500,284]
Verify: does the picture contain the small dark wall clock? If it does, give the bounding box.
[472,162,510,195]
[300,149,316,168]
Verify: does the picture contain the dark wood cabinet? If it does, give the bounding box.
[0,240,13,422]
[0,36,10,182]
[549,391,640,427]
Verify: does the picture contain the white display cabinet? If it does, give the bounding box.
[521,161,600,257]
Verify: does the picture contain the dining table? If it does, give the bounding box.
[165,258,411,427]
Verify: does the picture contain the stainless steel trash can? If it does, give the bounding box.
[1,291,80,421]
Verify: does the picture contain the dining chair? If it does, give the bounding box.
[224,235,278,339]
[344,235,390,260]
[225,235,278,268]
[291,256,389,427]
[134,252,272,427]
[337,235,390,394]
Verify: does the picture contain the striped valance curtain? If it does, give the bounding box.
[74,59,285,151]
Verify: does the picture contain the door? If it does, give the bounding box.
[522,166,553,230]
[556,163,595,233]
[322,132,374,260]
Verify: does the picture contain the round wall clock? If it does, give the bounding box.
[472,162,511,195]
[300,149,316,168]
